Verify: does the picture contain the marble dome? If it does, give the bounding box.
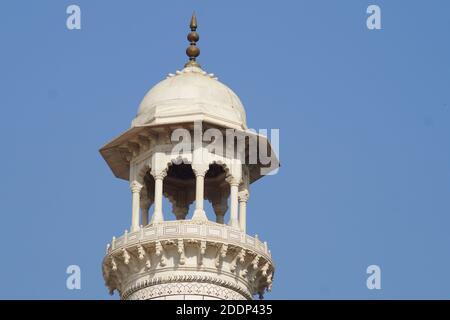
[132,65,247,129]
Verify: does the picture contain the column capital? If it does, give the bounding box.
[226,175,241,187]
[192,165,209,177]
[130,181,143,193]
[238,190,250,202]
[151,170,167,180]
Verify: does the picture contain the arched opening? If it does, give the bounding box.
[163,163,196,220]
[205,163,229,224]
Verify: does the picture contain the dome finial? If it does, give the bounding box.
[185,12,201,68]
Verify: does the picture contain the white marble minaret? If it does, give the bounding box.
[100,14,279,300]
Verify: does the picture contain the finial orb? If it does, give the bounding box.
[186,45,200,59]
[187,31,199,43]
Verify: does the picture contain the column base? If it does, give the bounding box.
[150,212,164,224]
[228,219,240,229]
[192,209,208,221]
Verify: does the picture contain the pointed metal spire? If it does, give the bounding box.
[190,12,198,30]
[185,12,201,68]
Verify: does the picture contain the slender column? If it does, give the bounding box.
[227,177,240,228]
[151,172,166,223]
[238,190,249,233]
[192,168,208,221]
[130,181,143,232]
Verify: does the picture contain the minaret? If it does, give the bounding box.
[100,14,279,300]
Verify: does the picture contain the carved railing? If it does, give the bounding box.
[106,220,271,261]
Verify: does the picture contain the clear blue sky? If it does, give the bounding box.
[0,0,449,299]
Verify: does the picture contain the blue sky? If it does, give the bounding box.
[0,0,449,299]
